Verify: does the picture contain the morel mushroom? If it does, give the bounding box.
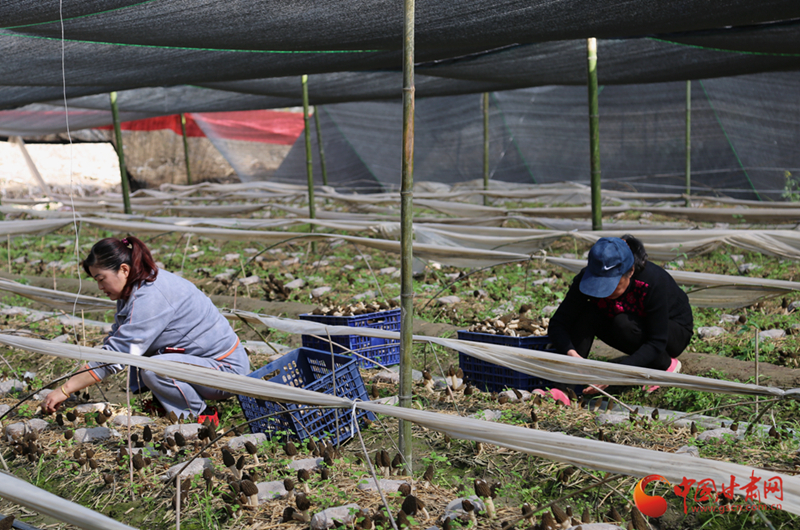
[297,468,311,494]
[241,479,259,508]
[284,441,298,457]
[284,478,295,501]
[475,479,496,518]
[132,454,146,480]
[222,448,241,480]
[294,492,311,523]
[461,499,477,526]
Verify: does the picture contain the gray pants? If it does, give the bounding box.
[132,351,245,417]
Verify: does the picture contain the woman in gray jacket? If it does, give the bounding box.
[42,236,248,426]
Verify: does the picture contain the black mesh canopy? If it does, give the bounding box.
[274,72,800,201]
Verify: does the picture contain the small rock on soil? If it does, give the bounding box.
[311,503,361,530]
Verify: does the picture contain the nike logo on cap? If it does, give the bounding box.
[602,264,618,270]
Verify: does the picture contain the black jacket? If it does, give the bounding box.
[549,261,693,361]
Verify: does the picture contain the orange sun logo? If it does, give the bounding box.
[634,474,671,517]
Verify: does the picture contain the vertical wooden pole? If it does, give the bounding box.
[180,113,192,185]
[685,80,692,207]
[755,328,760,417]
[313,109,329,186]
[483,92,490,206]
[399,0,415,474]
[586,38,602,231]
[109,92,132,215]
[302,75,316,253]
[302,76,316,221]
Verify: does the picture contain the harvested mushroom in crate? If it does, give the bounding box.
[309,300,399,317]
[466,312,549,337]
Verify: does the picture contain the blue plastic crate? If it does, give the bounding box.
[456,331,580,394]
[300,309,401,368]
[237,347,375,444]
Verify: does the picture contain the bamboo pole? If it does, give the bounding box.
[755,328,760,417]
[109,92,132,215]
[180,113,192,185]
[399,0,415,474]
[586,38,602,231]
[302,75,316,253]
[483,92,490,206]
[685,80,692,207]
[313,108,329,186]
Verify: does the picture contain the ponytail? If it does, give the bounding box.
[82,236,158,300]
[620,234,648,274]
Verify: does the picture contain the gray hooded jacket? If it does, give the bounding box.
[86,269,248,381]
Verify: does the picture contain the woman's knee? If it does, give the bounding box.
[139,369,162,389]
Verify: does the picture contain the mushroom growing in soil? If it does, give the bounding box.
[379,450,391,476]
[396,510,411,529]
[401,495,429,522]
[397,483,412,497]
[391,453,404,476]
[240,479,259,508]
[65,411,78,430]
[461,500,477,526]
[521,503,535,526]
[474,480,496,519]
[284,441,298,457]
[297,469,311,494]
[203,467,214,492]
[284,478,295,501]
[422,371,434,392]
[294,492,311,523]
[244,441,259,466]
[222,448,241,480]
[550,504,569,528]
[539,511,557,530]
[608,506,623,523]
[282,507,296,523]
[630,506,650,530]
[421,465,434,488]
[355,509,374,530]
[132,454,146,480]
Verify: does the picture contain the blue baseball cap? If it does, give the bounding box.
[579,237,634,298]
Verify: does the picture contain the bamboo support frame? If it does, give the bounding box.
[483,92,490,206]
[314,108,329,186]
[586,38,601,231]
[685,80,692,207]
[180,113,192,185]
[302,76,316,222]
[399,0,415,473]
[109,92,132,215]
[302,75,316,253]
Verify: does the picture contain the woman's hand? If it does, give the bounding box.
[582,384,609,395]
[566,349,582,359]
[42,386,69,414]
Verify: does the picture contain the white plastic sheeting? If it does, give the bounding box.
[0,333,798,517]
[0,472,138,530]
[237,312,798,399]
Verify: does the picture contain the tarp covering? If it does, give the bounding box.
[1,330,799,517]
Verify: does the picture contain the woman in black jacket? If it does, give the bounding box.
[548,235,693,394]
